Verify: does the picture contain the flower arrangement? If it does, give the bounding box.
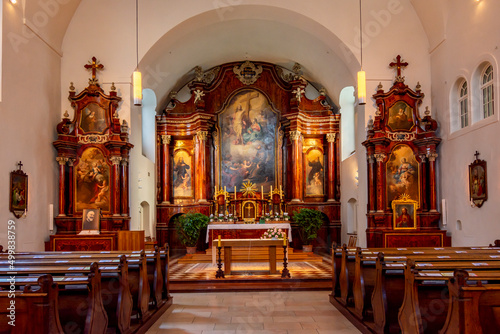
[261,227,286,239]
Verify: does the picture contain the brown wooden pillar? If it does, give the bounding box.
[195,131,208,202]
[419,154,428,211]
[326,133,336,201]
[367,154,376,212]
[374,153,386,212]
[110,156,122,216]
[161,135,171,204]
[290,131,303,202]
[121,158,129,216]
[67,158,75,216]
[56,157,68,216]
[427,152,438,211]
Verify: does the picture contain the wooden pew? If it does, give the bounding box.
[0,257,133,334]
[0,275,63,334]
[0,263,108,334]
[440,269,500,334]
[398,259,500,334]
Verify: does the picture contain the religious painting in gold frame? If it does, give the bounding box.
[387,100,415,132]
[75,147,110,212]
[10,167,28,218]
[392,196,417,230]
[386,144,419,207]
[305,147,324,196]
[173,148,194,199]
[469,158,487,208]
[218,88,278,193]
[79,102,108,134]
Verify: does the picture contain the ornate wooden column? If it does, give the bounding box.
[67,158,75,216]
[195,131,208,202]
[290,131,303,202]
[374,153,386,212]
[427,152,438,211]
[56,157,68,216]
[419,154,428,211]
[367,154,376,212]
[121,158,129,216]
[110,156,122,216]
[161,135,171,204]
[326,133,336,201]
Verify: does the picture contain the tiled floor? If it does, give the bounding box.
[147,291,361,334]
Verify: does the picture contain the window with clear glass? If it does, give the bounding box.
[481,65,494,118]
[459,81,468,128]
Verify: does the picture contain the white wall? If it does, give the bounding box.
[0,1,62,250]
[430,0,500,246]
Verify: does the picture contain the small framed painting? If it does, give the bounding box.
[469,157,487,208]
[392,196,417,230]
[81,208,100,233]
[10,166,28,219]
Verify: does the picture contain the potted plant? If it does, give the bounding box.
[292,208,324,252]
[174,212,209,254]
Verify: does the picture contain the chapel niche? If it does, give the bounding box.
[53,57,133,234]
[362,55,450,247]
[156,61,341,252]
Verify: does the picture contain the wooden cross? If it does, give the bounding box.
[17,161,23,170]
[84,57,104,80]
[389,55,408,77]
[474,151,480,160]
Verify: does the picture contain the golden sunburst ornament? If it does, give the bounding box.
[240,181,257,197]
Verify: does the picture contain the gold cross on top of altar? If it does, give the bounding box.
[84,57,104,84]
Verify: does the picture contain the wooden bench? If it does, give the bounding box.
[0,263,108,334]
[440,269,500,334]
[398,259,500,334]
[0,275,63,334]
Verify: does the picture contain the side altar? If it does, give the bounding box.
[156,61,341,253]
[362,56,450,247]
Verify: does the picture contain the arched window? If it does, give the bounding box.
[459,80,469,128]
[481,64,494,119]
[340,86,356,160]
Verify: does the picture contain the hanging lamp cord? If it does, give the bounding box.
[359,0,363,70]
[136,0,139,70]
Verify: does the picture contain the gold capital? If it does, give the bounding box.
[289,131,302,141]
[326,133,336,143]
[161,135,171,145]
[197,131,208,142]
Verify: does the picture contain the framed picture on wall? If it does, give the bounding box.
[469,156,487,208]
[10,164,28,219]
[392,196,417,230]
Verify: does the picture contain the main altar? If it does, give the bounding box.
[155,61,341,253]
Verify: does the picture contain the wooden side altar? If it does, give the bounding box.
[156,61,341,252]
[362,55,450,247]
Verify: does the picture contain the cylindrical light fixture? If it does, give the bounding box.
[357,0,366,105]
[357,70,366,105]
[133,0,142,106]
[133,70,142,106]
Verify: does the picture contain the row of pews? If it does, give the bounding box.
[0,245,173,334]
[329,242,500,334]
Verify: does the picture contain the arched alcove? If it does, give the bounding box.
[347,197,358,234]
[140,201,151,237]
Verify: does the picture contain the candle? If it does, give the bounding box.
[218,235,221,248]
[261,186,264,200]
[234,187,237,199]
[283,236,287,246]
[270,185,273,196]
[280,185,283,199]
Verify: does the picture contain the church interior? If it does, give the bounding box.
[1,0,500,333]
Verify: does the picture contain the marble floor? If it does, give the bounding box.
[147,291,361,334]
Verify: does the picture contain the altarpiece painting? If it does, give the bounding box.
[386,144,419,205]
[173,149,193,198]
[305,148,324,196]
[219,89,277,193]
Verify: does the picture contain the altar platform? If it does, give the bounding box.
[169,250,332,292]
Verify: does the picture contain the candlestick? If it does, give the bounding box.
[261,186,264,200]
[234,187,237,199]
[270,185,273,197]
[280,185,283,199]
[283,235,287,246]
[218,235,221,248]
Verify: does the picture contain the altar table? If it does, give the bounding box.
[216,238,285,275]
[207,223,292,265]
